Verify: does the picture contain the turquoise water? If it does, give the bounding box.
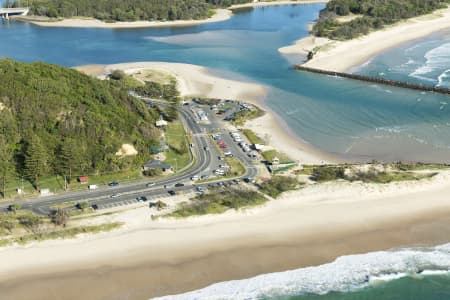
[358,31,450,89]
[154,244,450,300]
[1,4,450,162]
[273,274,450,300]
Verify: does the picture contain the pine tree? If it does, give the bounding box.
[59,138,82,183]
[0,137,13,198]
[24,136,48,190]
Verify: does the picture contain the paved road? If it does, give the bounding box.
[0,99,257,215]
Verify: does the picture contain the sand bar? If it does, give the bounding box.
[20,9,232,29]
[2,171,450,299]
[76,61,331,163]
[280,6,450,72]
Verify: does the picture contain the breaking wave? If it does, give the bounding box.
[409,42,450,86]
[152,243,450,300]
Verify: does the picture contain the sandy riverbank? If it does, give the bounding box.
[2,171,450,299]
[76,61,331,164]
[20,9,232,29]
[230,0,328,10]
[280,6,450,72]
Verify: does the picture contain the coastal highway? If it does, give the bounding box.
[0,99,258,215]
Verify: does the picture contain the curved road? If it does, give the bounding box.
[0,100,258,215]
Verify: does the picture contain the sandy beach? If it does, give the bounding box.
[76,61,331,164]
[20,9,232,29]
[2,170,450,299]
[280,6,450,72]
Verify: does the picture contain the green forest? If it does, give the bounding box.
[313,0,450,40]
[7,0,252,21]
[0,59,161,193]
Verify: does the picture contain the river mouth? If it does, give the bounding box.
[1,3,450,163]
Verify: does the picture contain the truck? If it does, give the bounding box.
[88,184,98,190]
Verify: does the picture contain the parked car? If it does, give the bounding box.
[175,183,185,187]
[91,204,99,210]
[136,196,148,202]
[168,190,177,196]
[201,174,209,180]
[203,146,209,151]
[146,182,155,187]
[108,181,119,187]
[191,175,199,181]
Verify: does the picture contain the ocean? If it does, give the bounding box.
[153,243,450,300]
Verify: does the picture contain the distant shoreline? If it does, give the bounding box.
[14,0,329,29]
[229,0,328,10]
[280,6,450,72]
[16,9,232,29]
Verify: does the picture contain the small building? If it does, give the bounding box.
[156,120,168,127]
[142,160,173,172]
[78,176,89,184]
[253,144,263,151]
[272,156,280,165]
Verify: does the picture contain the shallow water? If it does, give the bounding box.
[1,4,450,162]
[272,274,450,300]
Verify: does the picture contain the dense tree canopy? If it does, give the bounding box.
[0,59,160,186]
[313,0,450,40]
[9,0,251,21]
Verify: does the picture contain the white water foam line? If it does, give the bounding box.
[153,243,450,300]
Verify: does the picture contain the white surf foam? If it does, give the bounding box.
[152,244,450,300]
[410,42,450,84]
[437,69,450,88]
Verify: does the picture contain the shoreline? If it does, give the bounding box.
[17,9,232,29]
[15,1,329,29]
[229,0,328,10]
[2,171,450,299]
[280,6,450,72]
[76,61,332,164]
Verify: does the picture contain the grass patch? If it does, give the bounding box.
[242,129,264,145]
[49,201,77,210]
[310,165,437,184]
[167,189,267,218]
[260,176,302,198]
[163,122,191,172]
[350,171,436,184]
[224,157,246,178]
[295,165,322,176]
[393,162,450,171]
[133,69,174,85]
[231,106,265,126]
[1,169,142,200]
[311,166,346,182]
[261,150,292,164]
[0,222,123,247]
